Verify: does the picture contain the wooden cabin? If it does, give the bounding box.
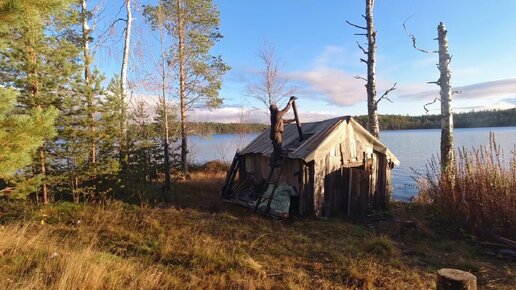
[221,116,399,218]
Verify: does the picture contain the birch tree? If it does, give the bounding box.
[247,42,294,109]
[143,4,173,191]
[404,20,455,172]
[80,0,97,165]
[347,0,396,138]
[120,0,132,179]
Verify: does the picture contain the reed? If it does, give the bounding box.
[417,133,516,238]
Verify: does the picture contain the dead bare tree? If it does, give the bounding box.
[347,0,396,138]
[404,19,455,172]
[247,41,294,109]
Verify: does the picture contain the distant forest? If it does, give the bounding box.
[188,122,268,135]
[355,108,516,130]
[189,108,516,135]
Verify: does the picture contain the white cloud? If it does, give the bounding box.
[292,67,366,106]
[188,106,341,124]
[398,78,516,101]
[190,107,264,123]
[289,46,400,107]
[314,45,349,67]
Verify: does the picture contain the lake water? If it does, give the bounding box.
[189,127,515,200]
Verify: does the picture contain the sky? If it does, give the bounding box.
[90,0,516,123]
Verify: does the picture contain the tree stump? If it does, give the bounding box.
[437,268,477,290]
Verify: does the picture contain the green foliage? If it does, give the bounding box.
[126,101,162,192]
[0,88,57,196]
[0,0,83,200]
[143,0,230,108]
[188,122,267,135]
[0,0,69,47]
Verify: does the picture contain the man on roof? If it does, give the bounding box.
[269,96,297,165]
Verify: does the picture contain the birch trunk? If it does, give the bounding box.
[157,6,171,190]
[120,0,131,176]
[81,0,95,164]
[177,0,188,175]
[437,22,454,173]
[365,0,379,138]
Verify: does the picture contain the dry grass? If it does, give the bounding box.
[417,133,516,239]
[0,167,514,289]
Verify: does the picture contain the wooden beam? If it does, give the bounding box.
[292,98,304,141]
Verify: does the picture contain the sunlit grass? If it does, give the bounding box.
[0,164,513,289]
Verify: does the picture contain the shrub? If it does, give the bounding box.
[417,133,516,239]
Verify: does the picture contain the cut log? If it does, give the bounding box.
[437,268,477,290]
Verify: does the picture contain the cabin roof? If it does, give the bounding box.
[239,116,399,165]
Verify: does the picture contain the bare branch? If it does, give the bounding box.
[356,41,367,55]
[354,33,367,36]
[427,81,440,85]
[360,58,368,64]
[403,15,438,54]
[354,75,367,82]
[247,41,293,108]
[423,97,441,113]
[97,17,127,41]
[452,90,462,95]
[346,20,367,30]
[376,82,397,105]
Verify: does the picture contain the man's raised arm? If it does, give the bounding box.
[280,96,297,114]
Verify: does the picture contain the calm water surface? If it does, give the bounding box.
[190,127,515,200]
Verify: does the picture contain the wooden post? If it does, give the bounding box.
[291,97,303,141]
[437,268,477,290]
[347,169,353,217]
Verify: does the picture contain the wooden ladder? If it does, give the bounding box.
[254,149,290,215]
[220,153,240,198]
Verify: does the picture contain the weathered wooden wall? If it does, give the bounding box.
[238,120,394,218]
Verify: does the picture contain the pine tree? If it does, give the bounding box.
[0,0,81,204]
[0,88,57,197]
[143,0,229,176]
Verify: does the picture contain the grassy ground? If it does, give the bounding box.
[0,170,514,289]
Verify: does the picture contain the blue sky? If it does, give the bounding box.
[91,0,516,123]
